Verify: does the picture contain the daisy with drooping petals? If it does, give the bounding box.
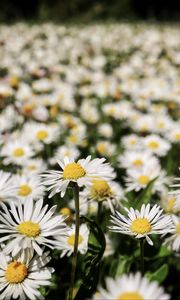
[109,204,173,245]
[80,179,123,213]
[164,215,180,252]
[0,198,67,256]
[93,272,170,300]
[56,223,89,257]
[0,171,18,203]
[0,250,54,300]
[42,156,115,197]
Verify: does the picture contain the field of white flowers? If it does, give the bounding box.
[0,23,179,300]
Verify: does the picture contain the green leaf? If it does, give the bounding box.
[115,255,132,276]
[146,264,169,283]
[74,216,106,300]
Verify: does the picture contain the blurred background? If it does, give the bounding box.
[0,0,180,22]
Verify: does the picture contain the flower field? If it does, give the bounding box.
[0,23,179,300]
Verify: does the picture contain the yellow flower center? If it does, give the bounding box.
[18,184,32,196]
[36,130,48,140]
[166,197,175,212]
[60,207,71,216]
[138,175,150,185]
[27,164,37,170]
[176,223,180,235]
[63,162,86,180]
[67,234,84,246]
[132,159,143,167]
[91,179,111,200]
[175,133,180,141]
[96,143,106,155]
[148,141,159,149]
[117,291,143,300]
[157,122,165,129]
[131,218,151,234]
[13,148,25,157]
[5,261,28,284]
[129,139,137,145]
[68,135,77,144]
[17,221,41,237]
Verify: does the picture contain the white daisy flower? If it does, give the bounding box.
[22,158,47,175]
[14,174,45,202]
[125,165,169,194]
[22,122,60,145]
[164,215,180,252]
[161,194,180,214]
[42,156,115,197]
[118,150,159,170]
[0,250,54,299]
[49,145,80,165]
[98,123,113,138]
[56,223,89,257]
[1,139,34,166]
[143,135,170,157]
[93,272,170,300]
[109,204,173,245]
[166,123,180,143]
[80,179,123,213]
[96,141,116,157]
[0,171,18,203]
[122,134,142,150]
[0,198,67,256]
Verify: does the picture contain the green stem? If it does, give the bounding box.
[140,239,145,275]
[69,183,80,300]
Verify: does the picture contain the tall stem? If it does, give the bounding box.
[140,239,145,275]
[69,183,80,300]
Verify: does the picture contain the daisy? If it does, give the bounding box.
[118,150,159,170]
[161,194,180,214]
[42,156,115,197]
[1,139,34,166]
[96,141,116,157]
[49,145,80,165]
[80,179,123,213]
[98,123,113,138]
[93,272,170,299]
[109,204,173,245]
[125,165,169,194]
[164,215,180,252]
[0,171,18,203]
[143,135,170,157]
[166,123,180,143]
[14,174,45,202]
[56,223,89,257]
[22,158,47,175]
[0,250,54,299]
[22,122,60,145]
[0,198,67,256]
[122,134,142,150]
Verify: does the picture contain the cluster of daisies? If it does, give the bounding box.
[0,22,179,299]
